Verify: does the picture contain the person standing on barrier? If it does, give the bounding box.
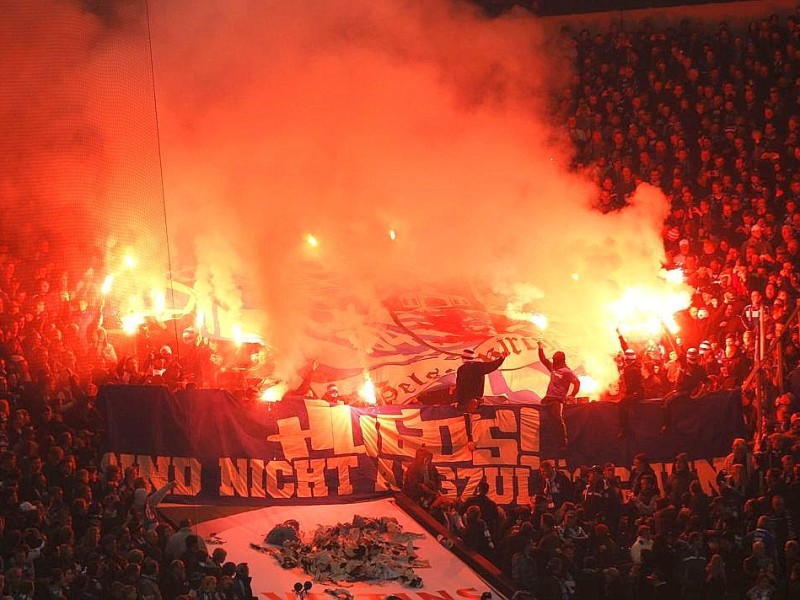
[538,340,580,452]
[455,347,506,412]
[616,330,644,439]
[661,347,709,433]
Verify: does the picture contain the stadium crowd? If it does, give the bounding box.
[404,8,800,600]
[2,5,800,600]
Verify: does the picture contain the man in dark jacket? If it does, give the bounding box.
[617,331,644,439]
[463,477,500,539]
[233,562,255,599]
[661,347,709,432]
[455,348,506,412]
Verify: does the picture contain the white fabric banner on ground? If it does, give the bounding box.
[194,498,502,599]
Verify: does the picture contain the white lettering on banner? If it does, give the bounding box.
[267,402,367,461]
[375,411,472,462]
[375,457,397,491]
[435,466,458,497]
[267,417,310,461]
[217,458,357,498]
[485,467,516,505]
[171,457,202,496]
[519,407,541,470]
[306,403,365,455]
[294,458,329,498]
[266,460,295,498]
[455,468,484,498]
[219,458,249,497]
[102,451,731,501]
[101,453,201,494]
[249,459,267,498]
[325,455,359,495]
[471,410,519,466]
[358,413,380,457]
[515,466,536,502]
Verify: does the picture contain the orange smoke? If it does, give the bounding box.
[3,0,691,397]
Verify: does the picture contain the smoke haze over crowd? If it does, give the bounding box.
[1,0,687,390]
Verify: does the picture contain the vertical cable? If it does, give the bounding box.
[143,0,181,356]
[142,0,199,530]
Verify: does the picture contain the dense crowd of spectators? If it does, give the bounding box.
[558,10,800,430]
[407,443,800,599]
[4,5,800,600]
[0,188,254,587]
[402,9,800,600]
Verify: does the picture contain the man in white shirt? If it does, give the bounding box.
[630,525,653,565]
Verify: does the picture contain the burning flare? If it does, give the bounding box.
[101,274,115,296]
[260,382,287,403]
[578,375,600,397]
[609,285,690,337]
[359,375,377,405]
[529,313,548,331]
[123,253,137,269]
[662,268,684,285]
[121,313,145,335]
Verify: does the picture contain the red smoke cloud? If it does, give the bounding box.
[3,0,685,392]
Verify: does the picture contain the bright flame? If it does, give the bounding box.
[101,274,115,296]
[571,273,580,281]
[305,233,319,247]
[359,375,377,405]
[662,268,684,284]
[260,383,287,403]
[195,310,205,330]
[529,313,548,330]
[121,313,145,335]
[389,229,396,241]
[124,254,137,269]
[151,289,166,318]
[609,286,690,337]
[578,375,600,399]
[506,303,548,331]
[232,323,243,347]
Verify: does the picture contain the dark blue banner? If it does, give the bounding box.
[100,386,744,505]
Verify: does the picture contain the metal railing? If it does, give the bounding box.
[741,302,799,442]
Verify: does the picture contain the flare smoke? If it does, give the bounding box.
[1,0,686,391]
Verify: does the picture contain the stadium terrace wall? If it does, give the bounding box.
[101,386,744,506]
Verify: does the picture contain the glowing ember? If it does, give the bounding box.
[305,233,319,247]
[195,310,205,330]
[124,254,137,269]
[359,375,377,405]
[260,383,287,403]
[101,274,115,296]
[571,273,580,281]
[609,286,690,337]
[389,229,396,241]
[232,324,243,347]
